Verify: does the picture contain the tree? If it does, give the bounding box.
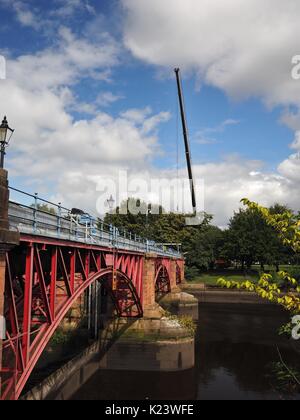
[221,205,291,270]
[104,198,163,239]
[104,197,213,254]
[218,199,300,315]
[185,225,225,270]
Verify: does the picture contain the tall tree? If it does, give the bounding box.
[185,225,225,270]
[222,205,292,270]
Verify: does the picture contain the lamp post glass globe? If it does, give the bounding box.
[0,116,14,143]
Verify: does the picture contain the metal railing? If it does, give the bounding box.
[8,187,181,258]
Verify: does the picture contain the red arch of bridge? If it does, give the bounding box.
[14,268,141,400]
[1,240,145,400]
[155,264,171,295]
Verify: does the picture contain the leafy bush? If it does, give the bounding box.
[165,311,196,337]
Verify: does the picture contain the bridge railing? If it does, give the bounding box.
[8,187,181,258]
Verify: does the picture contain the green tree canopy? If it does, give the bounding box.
[221,204,291,270]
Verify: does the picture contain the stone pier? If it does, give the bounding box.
[142,253,164,319]
[159,259,199,321]
[0,169,19,396]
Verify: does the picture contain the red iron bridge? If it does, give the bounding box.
[0,186,184,400]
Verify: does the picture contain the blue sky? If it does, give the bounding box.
[0,0,299,225]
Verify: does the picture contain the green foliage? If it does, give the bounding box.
[278,322,294,337]
[242,199,300,253]
[218,199,300,315]
[177,315,197,336]
[184,225,225,270]
[268,362,300,394]
[164,311,196,337]
[104,197,213,256]
[31,203,57,215]
[221,204,290,269]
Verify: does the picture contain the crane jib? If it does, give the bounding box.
[174,68,197,214]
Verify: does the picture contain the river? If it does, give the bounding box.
[72,302,300,401]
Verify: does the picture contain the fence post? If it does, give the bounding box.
[69,215,73,239]
[85,222,88,242]
[100,222,103,240]
[57,203,62,236]
[33,193,38,232]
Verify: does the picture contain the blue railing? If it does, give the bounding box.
[8,187,181,258]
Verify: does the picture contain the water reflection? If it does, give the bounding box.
[71,369,197,400]
[197,303,300,400]
[72,303,300,401]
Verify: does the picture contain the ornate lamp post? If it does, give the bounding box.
[0,116,14,169]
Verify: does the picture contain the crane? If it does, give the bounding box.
[174,68,197,215]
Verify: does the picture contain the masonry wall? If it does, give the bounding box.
[0,169,9,386]
[0,169,19,396]
[169,259,180,292]
[142,254,158,318]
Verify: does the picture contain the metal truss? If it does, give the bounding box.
[155,259,172,295]
[0,237,144,400]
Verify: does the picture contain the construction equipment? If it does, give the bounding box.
[174,68,197,215]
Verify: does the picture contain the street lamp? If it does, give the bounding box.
[0,116,14,169]
[106,195,115,212]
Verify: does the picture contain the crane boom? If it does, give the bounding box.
[174,68,197,214]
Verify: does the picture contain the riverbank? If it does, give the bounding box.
[182,283,274,304]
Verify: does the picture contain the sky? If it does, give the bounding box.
[0,0,300,226]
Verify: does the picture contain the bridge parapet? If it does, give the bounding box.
[8,187,181,259]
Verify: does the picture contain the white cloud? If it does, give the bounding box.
[7,27,119,92]
[122,0,300,108]
[13,3,39,29]
[51,0,96,18]
[1,84,168,177]
[96,92,124,107]
[0,28,170,207]
[0,0,41,30]
[194,118,240,145]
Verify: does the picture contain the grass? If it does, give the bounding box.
[188,272,258,287]
[187,266,300,287]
